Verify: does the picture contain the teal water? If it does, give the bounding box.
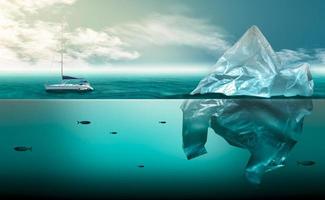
[0,75,201,99]
[0,99,324,199]
[0,74,325,199]
[0,74,324,99]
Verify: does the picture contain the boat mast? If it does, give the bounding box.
[60,23,64,80]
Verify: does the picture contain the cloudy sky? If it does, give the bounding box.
[0,0,325,74]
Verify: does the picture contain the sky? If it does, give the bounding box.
[0,0,325,74]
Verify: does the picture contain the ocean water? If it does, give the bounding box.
[0,74,324,99]
[0,99,324,199]
[0,75,201,99]
[0,74,325,199]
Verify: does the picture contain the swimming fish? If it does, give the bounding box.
[159,121,167,124]
[14,147,32,152]
[78,121,91,125]
[138,165,145,168]
[110,132,118,135]
[297,161,316,166]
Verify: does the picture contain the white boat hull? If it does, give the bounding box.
[45,83,94,92]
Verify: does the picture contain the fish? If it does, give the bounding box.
[297,161,316,166]
[110,132,118,135]
[14,147,32,152]
[78,121,91,125]
[138,165,145,168]
[159,121,167,124]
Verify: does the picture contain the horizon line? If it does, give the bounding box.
[0,66,211,75]
[0,65,324,76]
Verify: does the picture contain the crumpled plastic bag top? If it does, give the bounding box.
[192,26,314,98]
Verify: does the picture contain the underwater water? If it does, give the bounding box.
[0,99,325,199]
[0,74,324,99]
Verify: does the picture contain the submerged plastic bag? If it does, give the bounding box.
[181,98,313,184]
[192,26,314,97]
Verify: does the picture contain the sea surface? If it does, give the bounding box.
[0,74,325,199]
[0,74,324,99]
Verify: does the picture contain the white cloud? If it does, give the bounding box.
[315,49,325,64]
[1,21,61,63]
[107,13,230,54]
[275,48,325,76]
[277,48,325,66]
[66,28,140,64]
[0,0,76,65]
[0,0,77,15]
[277,49,313,65]
[0,6,231,68]
[0,0,141,67]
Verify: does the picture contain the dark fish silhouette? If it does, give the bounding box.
[110,132,118,135]
[297,161,316,166]
[14,147,32,152]
[78,121,91,125]
[138,165,145,168]
[159,121,167,124]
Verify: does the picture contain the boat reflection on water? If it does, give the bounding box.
[181,98,313,184]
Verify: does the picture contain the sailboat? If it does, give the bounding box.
[45,66,94,92]
[45,25,94,92]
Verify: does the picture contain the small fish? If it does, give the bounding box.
[138,165,145,168]
[159,121,167,124]
[110,132,118,135]
[14,147,32,152]
[297,161,316,166]
[78,121,91,125]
